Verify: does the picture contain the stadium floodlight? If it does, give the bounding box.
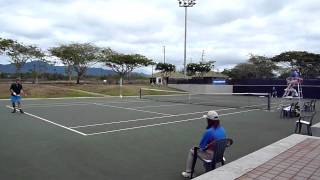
[178,0,196,78]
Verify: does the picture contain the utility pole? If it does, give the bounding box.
[163,46,166,63]
[201,50,205,62]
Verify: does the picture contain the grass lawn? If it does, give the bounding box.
[55,84,181,96]
[0,83,98,99]
[0,83,181,99]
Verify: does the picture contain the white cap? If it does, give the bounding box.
[203,110,219,120]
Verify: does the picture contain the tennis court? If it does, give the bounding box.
[0,93,318,180]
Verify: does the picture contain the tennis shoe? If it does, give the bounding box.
[11,109,16,113]
[181,172,191,178]
[20,109,24,114]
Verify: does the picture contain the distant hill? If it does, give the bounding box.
[0,61,148,77]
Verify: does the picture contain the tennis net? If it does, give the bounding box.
[140,88,271,110]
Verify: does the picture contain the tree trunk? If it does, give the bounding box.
[119,76,123,98]
[68,66,72,81]
[76,75,80,84]
[35,75,39,84]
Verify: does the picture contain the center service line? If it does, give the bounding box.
[85,108,260,136]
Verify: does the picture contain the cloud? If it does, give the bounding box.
[0,0,319,73]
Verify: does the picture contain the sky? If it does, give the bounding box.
[1,0,320,74]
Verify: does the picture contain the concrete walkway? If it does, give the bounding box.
[195,134,320,180]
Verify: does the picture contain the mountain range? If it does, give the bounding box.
[0,61,148,77]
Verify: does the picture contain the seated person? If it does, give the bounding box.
[181,110,226,178]
[286,68,303,87]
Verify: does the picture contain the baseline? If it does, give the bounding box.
[5,105,87,136]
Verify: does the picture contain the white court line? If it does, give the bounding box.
[93,103,172,116]
[22,102,91,106]
[85,109,260,136]
[20,100,149,108]
[0,96,141,101]
[23,103,92,108]
[5,106,87,136]
[70,107,237,129]
[134,103,186,109]
[98,100,150,104]
[0,97,102,101]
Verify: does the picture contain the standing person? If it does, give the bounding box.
[10,78,25,113]
[272,86,278,98]
[181,110,226,178]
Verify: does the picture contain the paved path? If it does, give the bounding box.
[237,138,320,180]
[195,134,320,180]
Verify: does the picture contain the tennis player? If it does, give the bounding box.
[181,110,226,178]
[10,78,25,113]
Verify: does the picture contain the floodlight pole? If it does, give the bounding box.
[163,45,166,63]
[178,0,196,78]
[184,7,187,78]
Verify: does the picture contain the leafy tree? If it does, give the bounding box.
[155,62,176,77]
[5,41,41,76]
[248,54,278,79]
[186,63,198,76]
[222,55,277,79]
[198,61,215,77]
[28,47,46,84]
[187,61,215,77]
[49,45,74,81]
[0,38,15,54]
[50,43,99,84]
[155,62,176,85]
[223,63,257,79]
[100,49,153,86]
[271,51,320,78]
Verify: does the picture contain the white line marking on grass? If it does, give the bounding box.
[93,103,172,116]
[85,108,260,136]
[70,107,237,129]
[5,106,87,136]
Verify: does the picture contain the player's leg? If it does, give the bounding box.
[11,96,16,113]
[17,97,23,113]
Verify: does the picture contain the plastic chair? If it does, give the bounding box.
[295,111,316,136]
[281,102,299,118]
[303,101,312,112]
[311,99,317,112]
[190,138,233,178]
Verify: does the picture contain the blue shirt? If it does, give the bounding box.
[290,70,299,78]
[199,126,226,151]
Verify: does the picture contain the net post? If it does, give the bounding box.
[139,88,142,99]
[267,93,271,111]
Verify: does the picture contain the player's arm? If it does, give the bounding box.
[20,85,26,96]
[199,131,211,151]
[9,85,16,96]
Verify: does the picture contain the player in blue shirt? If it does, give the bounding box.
[181,111,226,178]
